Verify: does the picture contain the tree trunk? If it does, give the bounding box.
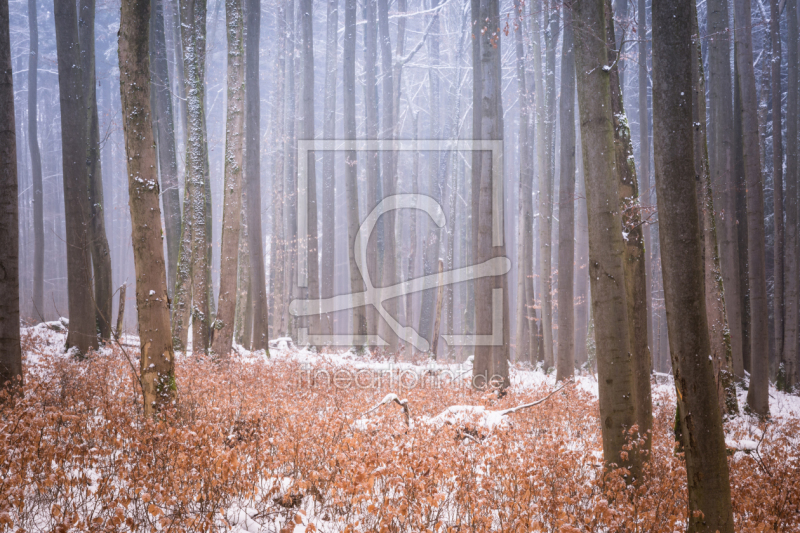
[0,0,21,392]
[514,0,534,364]
[179,0,210,355]
[651,0,735,528]
[320,0,338,341]
[734,0,770,416]
[118,0,177,416]
[54,0,97,355]
[574,132,589,368]
[344,0,367,347]
[28,0,43,322]
[269,3,286,338]
[707,0,745,380]
[771,0,785,373]
[605,0,653,448]
[210,0,245,357]
[637,0,653,358]
[691,4,738,415]
[150,0,181,298]
[79,0,113,341]
[733,58,751,375]
[406,112,420,358]
[555,7,575,382]
[784,0,799,389]
[573,0,639,477]
[472,0,509,389]
[244,0,268,351]
[282,0,297,340]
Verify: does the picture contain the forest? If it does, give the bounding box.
[0,0,799,530]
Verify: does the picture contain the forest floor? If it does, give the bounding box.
[2,323,799,532]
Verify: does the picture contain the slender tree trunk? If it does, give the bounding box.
[269,4,286,338]
[28,0,43,322]
[119,0,177,416]
[771,0,785,371]
[0,0,21,391]
[79,0,113,341]
[179,0,210,355]
[55,0,97,355]
[651,0,735,528]
[344,0,367,347]
[707,0,745,379]
[514,0,534,364]
[321,0,338,341]
[210,0,245,357]
[573,0,639,477]
[784,0,799,389]
[606,0,653,446]
[150,0,181,298]
[472,0,509,389]
[574,133,589,368]
[692,4,738,415]
[283,0,297,340]
[244,0,267,351]
[556,7,575,381]
[734,0,770,416]
[406,112,420,358]
[638,0,653,357]
[733,58,751,375]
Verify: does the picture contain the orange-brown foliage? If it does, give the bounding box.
[1,331,798,532]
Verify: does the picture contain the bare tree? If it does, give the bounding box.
[211,0,246,357]
[27,0,43,322]
[0,0,21,391]
[118,0,176,415]
[555,5,576,381]
[637,0,653,358]
[651,0,734,528]
[573,0,639,476]
[784,0,799,389]
[771,0,784,370]
[734,0,770,416]
[269,3,286,339]
[54,0,97,355]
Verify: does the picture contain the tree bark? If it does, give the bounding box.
[320,0,338,340]
[556,7,576,382]
[269,3,286,338]
[783,0,799,389]
[573,0,639,476]
[210,0,245,357]
[119,0,177,416]
[282,0,297,339]
[707,0,745,379]
[734,0,770,416]
[150,0,182,299]
[0,0,21,391]
[244,0,268,351]
[574,132,589,368]
[771,0,784,372]
[651,0,735,528]
[471,0,509,389]
[54,0,97,355]
[344,0,367,347]
[28,0,43,322]
[637,0,653,358]
[733,57,751,375]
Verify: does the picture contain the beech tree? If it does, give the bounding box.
[27,0,43,322]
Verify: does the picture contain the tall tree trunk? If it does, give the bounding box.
[377,0,398,354]
[321,0,338,341]
[300,0,320,348]
[210,0,245,357]
[514,0,534,364]
[692,4,738,415]
[245,0,268,351]
[707,0,745,379]
[344,0,367,347]
[733,58,751,375]
[651,0,735,528]
[269,4,286,338]
[179,0,210,355]
[555,7,575,381]
[605,0,653,447]
[28,0,43,322]
[79,0,113,341]
[574,133,589,367]
[283,0,297,340]
[784,0,799,389]
[119,0,177,416]
[771,0,784,371]
[0,0,21,391]
[406,112,419,358]
[638,0,653,357]
[54,0,97,355]
[150,0,181,298]
[573,0,639,477]
[734,0,770,416]
[472,0,509,389]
